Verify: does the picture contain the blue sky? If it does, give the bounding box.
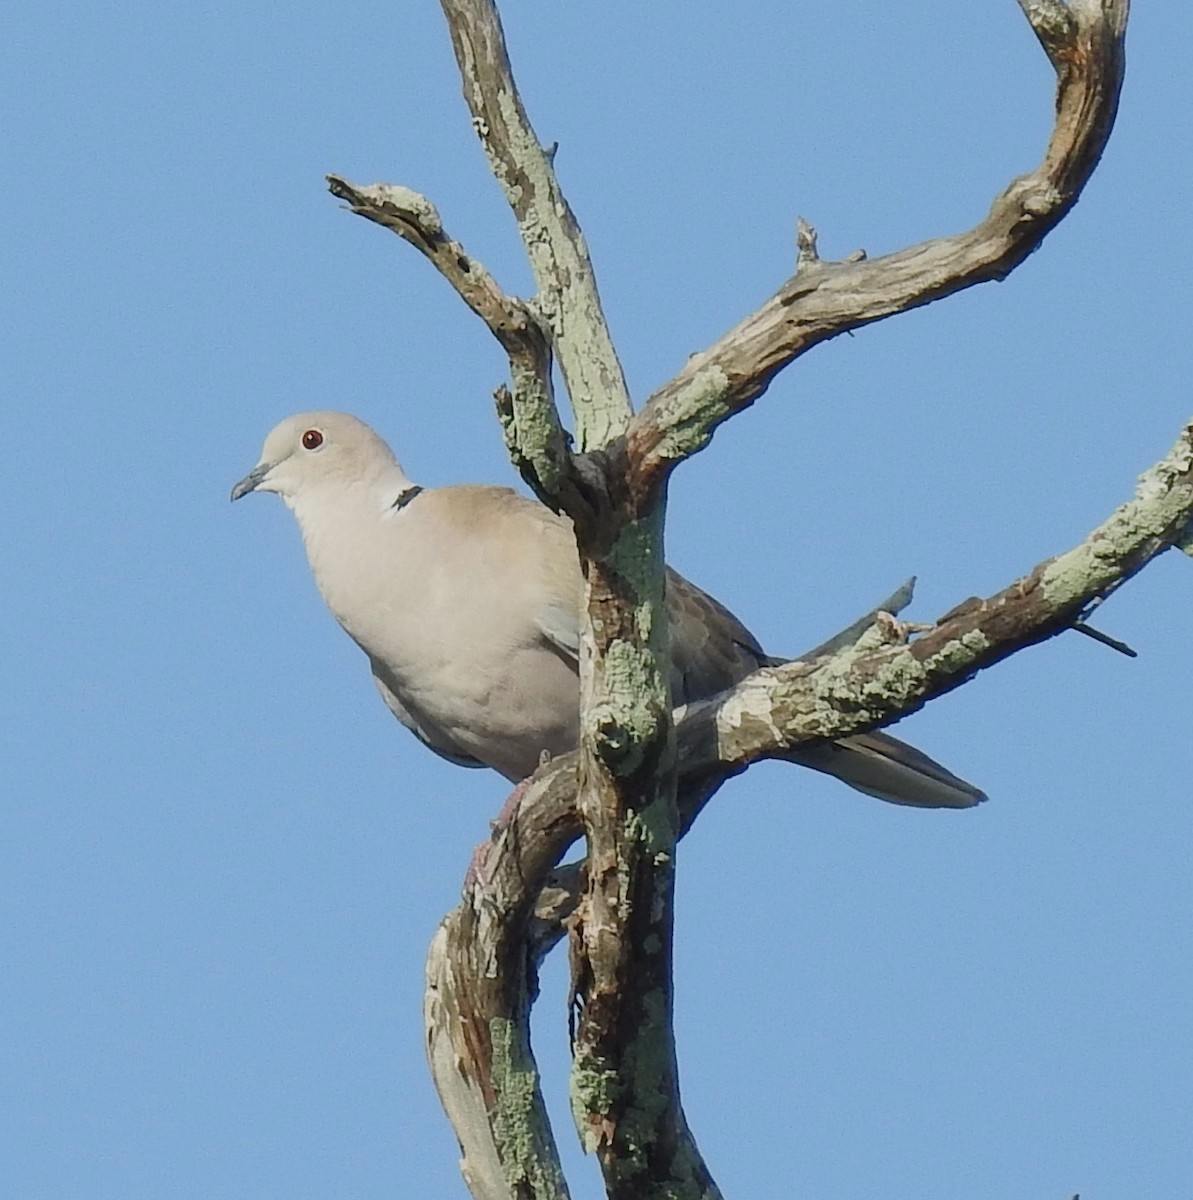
[4,2,1191,1198]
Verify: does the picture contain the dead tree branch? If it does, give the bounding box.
[324,174,586,511]
[624,0,1130,501]
[681,415,1193,769]
[437,0,632,449]
[323,176,543,366]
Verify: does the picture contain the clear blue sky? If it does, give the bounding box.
[4,2,1191,1197]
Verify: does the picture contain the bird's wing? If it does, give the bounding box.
[532,559,768,706]
[377,483,986,806]
[534,599,582,664]
[665,567,768,704]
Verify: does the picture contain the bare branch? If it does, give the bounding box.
[625,0,1129,497]
[326,175,544,366]
[438,0,631,447]
[1071,619,1137,657]
[492,383,576,512]
[426,759,727,1200]
[325,174,592,512]
[1017,0,1078,60]
[425,759,580,1200]
[795,216,820,271]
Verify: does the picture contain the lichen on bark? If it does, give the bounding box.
[582,511,671,776]
[489,1018,568,1196]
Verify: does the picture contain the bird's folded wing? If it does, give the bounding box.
[665,568,769,703]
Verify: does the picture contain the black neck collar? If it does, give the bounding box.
[390,484,424,513]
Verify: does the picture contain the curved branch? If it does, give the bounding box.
[624,0,1129,498]
[426,409,1191,1200]
[326,174,589,511]
[424,761,580,1200]
[325,176,544,360]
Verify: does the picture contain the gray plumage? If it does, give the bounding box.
[232,412,985,808]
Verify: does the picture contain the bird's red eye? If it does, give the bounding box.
[302,429,324,450]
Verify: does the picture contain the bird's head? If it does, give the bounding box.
[231,412,404,504]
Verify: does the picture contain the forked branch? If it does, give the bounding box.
[435,6,687,1197]
[324,175,585,509]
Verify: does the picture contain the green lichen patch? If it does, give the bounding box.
[584,512,673,774]
[648,366,733,466]
[569,1059,623,1152]
[488,1018,566,1194]
[623,790,678,855]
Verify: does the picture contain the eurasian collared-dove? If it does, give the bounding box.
[232,412,985,808]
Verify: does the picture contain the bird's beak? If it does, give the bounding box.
[230,462,273,501]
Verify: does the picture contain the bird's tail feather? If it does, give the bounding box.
[785,730,987,809]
